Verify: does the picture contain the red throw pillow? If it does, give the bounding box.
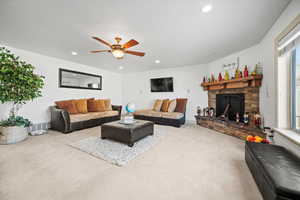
[175,98,188,113]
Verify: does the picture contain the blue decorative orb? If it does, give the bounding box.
[126,103,135,113]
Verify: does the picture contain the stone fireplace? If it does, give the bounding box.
[197,76,265,140]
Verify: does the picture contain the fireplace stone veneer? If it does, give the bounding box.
[196,87,265,140]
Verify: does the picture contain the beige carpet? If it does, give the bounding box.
[0,124,262,200]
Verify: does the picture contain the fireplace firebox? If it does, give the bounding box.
[216,93,245,121]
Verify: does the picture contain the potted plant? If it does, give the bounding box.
[0,47,44,144]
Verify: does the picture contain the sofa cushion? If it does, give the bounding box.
[161,99,170,112]
[87,99,106,112]
[175,98,187,113]
[134,109,152,115]
[103,99,113,111]
[168,99,177,112]
[55,100,78,114]
[103,110,119,117]
[161,112,184,119]
[70,113,92,123]
[88,112,107,120]
[135,110,162,118]
[73,99,88,113]
[70,111,119,123]
[153,99,163,111]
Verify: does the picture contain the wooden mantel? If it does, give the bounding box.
[201,75,263,91]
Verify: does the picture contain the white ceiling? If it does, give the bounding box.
[0,0,290,73]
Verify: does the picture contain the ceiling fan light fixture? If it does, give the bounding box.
[112,49,125,59]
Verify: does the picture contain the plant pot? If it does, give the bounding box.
[0,126,28,144]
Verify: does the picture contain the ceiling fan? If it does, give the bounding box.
[90,36,145,59]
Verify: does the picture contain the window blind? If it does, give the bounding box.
[278,23,300,57]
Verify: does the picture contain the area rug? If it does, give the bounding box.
[69,131,166,166]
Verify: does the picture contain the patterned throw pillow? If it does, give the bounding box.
[55,100,78,114]
[161,99,170,112]
[153,99,163,111]
[87,99,106,112]
[168,99,177,112]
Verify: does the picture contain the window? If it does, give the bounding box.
[291,47,300,130]
[276,21,300,130]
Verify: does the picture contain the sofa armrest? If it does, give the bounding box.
[50,106,71,133]
[112,105,122,117]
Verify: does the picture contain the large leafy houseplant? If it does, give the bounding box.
[0,47,44,127]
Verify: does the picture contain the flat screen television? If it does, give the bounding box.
[150,77,174,92]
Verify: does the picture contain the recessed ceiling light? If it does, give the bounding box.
[119,66,124,70]
[155,60,160,64]
[71,51,78,56]
[202,4,213,13]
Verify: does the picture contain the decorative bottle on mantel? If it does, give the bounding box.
[235,67,240,79]
[218,73,223,82]
[239,71,243,78]
[211,74,215,82]
[243,65,249,77]
[225,70,230,81]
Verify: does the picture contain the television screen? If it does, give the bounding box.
[151,77,174,92]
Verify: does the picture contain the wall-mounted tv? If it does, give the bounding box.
[151,77,174,92]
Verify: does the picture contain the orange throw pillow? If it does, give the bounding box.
[55,100,78,114]
[103,99,112,111]
[161,99,170,112]
[73,99,88,113]
[87,99,106,112]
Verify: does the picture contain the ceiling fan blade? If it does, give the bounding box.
[125,50,145,57]
[92,37,112,47]
[90,50,111,53]
[123,39,139,49]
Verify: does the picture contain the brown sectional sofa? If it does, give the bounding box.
[134,98,187,127]
[50,99,122,133]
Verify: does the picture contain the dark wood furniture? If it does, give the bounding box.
[101,120,154,147]
[246,141,300,200]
